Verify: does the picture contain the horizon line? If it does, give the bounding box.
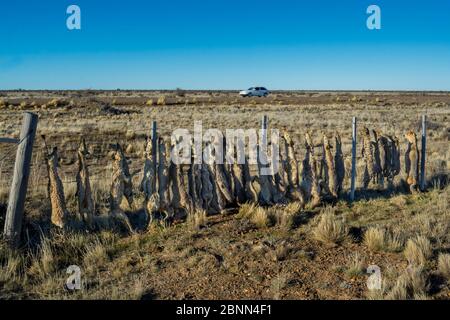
[1,89,450,93]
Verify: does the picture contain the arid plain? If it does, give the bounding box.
[0,90,449,299]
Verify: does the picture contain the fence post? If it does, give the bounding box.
[420,115,427,191]
[259,115,268,167]
[3,112,38,248]
[261,115,268,145]
[151,121,158,191]
[350,117,357,202]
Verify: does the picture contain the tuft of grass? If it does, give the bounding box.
[390,195,408,208]
[83,240,109,275]
[187,210,208,231]
[251,207,274,229]
[157,96,166,105]
[237,202,258,219]
[237,203,275,228]
[346,253,365,277]
[364,227,385,252]
[278,202,302,230]
[362,227,404,253]
[40,237,56,275]
[438,253,450,280]
[386,235,405,253]
[404,236,433,266]
[28,237,56,280]
[386,267,428,300]
[129,276,146,300]
[284,201,303,216]
[313,208,348,245]
[0,241,25,283]
[48,98,61,108]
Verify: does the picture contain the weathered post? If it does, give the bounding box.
[3,112,38,248]
[350,117,357,202]
[260,115,268,162]
[151,121,158,191]
[420,115,427,191]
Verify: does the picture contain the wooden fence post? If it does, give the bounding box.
[3,112,38,248]
[350,117,357,202]
[420,115,427,191]
[151,121,158,191]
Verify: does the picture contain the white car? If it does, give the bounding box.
[239,87,269,97]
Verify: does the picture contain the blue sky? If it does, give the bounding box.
[1,0,449,90]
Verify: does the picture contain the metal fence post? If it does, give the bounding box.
[420,115,427,191]
[151,121,158,191]
[259,115,269,168]
[350,117,357,202]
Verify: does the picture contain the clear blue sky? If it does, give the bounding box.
[1,0,449,90]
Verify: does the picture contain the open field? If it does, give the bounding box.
[0,90,449,300]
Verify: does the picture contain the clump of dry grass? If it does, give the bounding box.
[363,227,405,252]
[0,240,26,283]
[251,207,275,228]
[364,227,385,252]
[238,203,275,228]
[386,233,405,252]
[187,210,207,231]
[404,235,433,266]
[437,253,450,280]
[83,240,109,275]
[313,208,348,245]
[48,98,61,108]
[346,253,365,277]
[27,236,56,280]
[39,237,56,275]
[237,203,258,219]
[278,202,302,230]
[157,96,166,105]
[129,276,147,300]
[146,99,154,106]
[389,194,408,208]
[386,267,429,300]
[27,231,117,281]
[238,203,295,229]
[284,201,302,216]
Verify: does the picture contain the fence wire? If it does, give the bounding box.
[1,111,449,204]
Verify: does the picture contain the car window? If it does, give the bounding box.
[255,87,260,90]
[261,87,267,90]
[248,87,254,90]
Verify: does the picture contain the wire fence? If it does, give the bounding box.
[1,113,448,200]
